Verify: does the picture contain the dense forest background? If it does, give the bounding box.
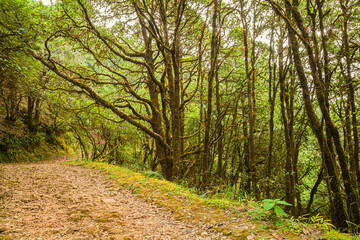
[1,0,359,231]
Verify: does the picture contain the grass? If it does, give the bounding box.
[322,230,360,240]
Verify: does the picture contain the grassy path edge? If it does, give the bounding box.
[67,160,353,240]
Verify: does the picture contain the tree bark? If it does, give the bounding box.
[340,0,360,193]
[202,0,220,188]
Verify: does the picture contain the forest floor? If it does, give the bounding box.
[0,156,324,240]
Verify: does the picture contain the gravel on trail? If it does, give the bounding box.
[0,156,229,240]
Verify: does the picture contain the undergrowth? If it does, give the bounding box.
[0,129,72,163]
[247,202,359,239]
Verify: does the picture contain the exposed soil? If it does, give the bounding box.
[0,156,229,240]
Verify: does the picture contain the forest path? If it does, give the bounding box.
[0,156,228,240]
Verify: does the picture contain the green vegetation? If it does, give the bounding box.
[262,199,292,218]
[0,118,72,163]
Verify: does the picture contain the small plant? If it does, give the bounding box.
[143,170,164,180]
[308,214,334,230]
[276,217,303,235]
[258,224,268,230]
[262,199,292,218]
[347,221,360,236]
[248,205,266,220]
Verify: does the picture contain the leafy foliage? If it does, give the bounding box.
[143,170,164,180]
[262,199,292,218]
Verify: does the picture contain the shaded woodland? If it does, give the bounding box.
[1,0,360,230]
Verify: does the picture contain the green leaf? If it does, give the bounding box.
[143,170,164,180]
[275,200,292,206]
[263,202,275,212]
[274,205,288,217]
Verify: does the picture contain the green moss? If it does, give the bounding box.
[321,229,359,240]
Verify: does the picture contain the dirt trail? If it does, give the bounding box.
[0,156,228,240]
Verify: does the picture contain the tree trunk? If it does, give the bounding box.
[266,20,277,199]
[281,0,349,228]
[215,71,224,182]
[202,0,219,188]
[341,0,360,193]
[27,93,41,133]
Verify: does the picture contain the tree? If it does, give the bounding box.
[267,0,360,228]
